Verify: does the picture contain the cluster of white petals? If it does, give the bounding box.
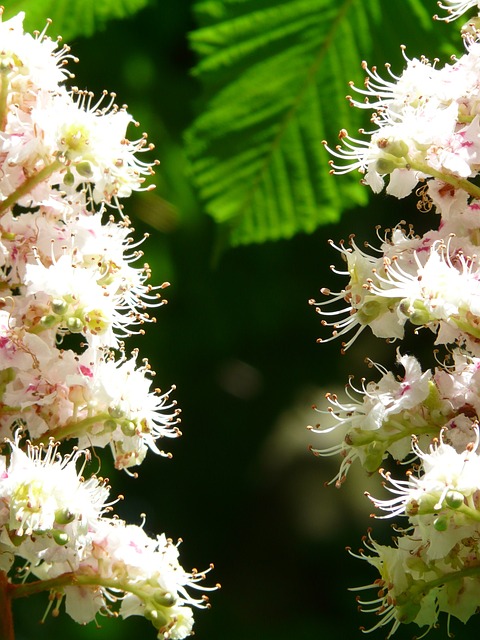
[0,10,214,640]
[311,221,480,355]
[323,27,480,204]
[312,1,480,636]
[0,439,213,638]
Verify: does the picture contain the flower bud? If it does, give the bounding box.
[103,419,118,432]
[63,169,75,186]
[398,299,430,325]
[66,316,84,333]
[76,161,93,178]
[375,157,397,175]
[55,508,75,525]
[121,420,136,437]
[445,490,465,509]
[51,529,70,546]
[51,298,69,315]
[40,314,58,328]
[433,515,448,531]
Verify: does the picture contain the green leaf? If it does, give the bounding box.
[3,0,150,41]
[185,0,459,246]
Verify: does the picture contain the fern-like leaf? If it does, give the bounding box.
[3,0,150,40]
[186,0,453,246]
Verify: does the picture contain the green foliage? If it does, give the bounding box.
[3,0,151,40]
[185,0,459,247]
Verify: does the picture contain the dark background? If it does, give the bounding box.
[12,2,475,639]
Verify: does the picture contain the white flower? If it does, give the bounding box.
[427,178,469,219]
[435,0,480,21]
[310,352,435,484]
[310,234,407,351]
[30,88,157,202]
[324,42,480,204]
[61,520,215,639]
[368,428,480,562]
[0,438,110,564]
[0,11,72,99]
[350,533,440,636]
[366,237,480,352]
[71,349,181,469]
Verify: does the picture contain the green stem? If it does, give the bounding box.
[0,571,14,640]
[11,570,143,602]
[412,563,480,597]
[0,160,64,217]
[407,158,480,200]
[456,503,480,523]
[0,70,10,132]
[31,412,112,446]
[347,420,438,448]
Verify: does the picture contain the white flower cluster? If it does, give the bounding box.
[0,10,214,639]
[312,1,480,636]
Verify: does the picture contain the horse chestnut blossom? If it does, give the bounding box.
[311,1,480,635]
[0,9,215,640]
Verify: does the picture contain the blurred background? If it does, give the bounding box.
[9,1,475,639]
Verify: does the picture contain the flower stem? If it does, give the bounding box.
[408,158,480,200]
[413,563,480,596]
[0,70,10,132]
[0,572,14,640]
[0,160,64,216]
[10,570,143,603]
[457,503,480,522]
[31,412,112,446]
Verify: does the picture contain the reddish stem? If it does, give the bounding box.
[0,571,14,640]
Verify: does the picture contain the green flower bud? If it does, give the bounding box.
[55,508,75,525]
[76,161,93,178]
[63,170,75,186]
[445,490,465,510]
[66,316,84,333]
[52,529,70,546]
[103,419,118,432]
[51,298,69,315]
[433,515,448,531]
[409,309,431,326]
[40,314,58,328]
[375,157,397,175]
[121,421,136,437]
[398,299,430,325]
